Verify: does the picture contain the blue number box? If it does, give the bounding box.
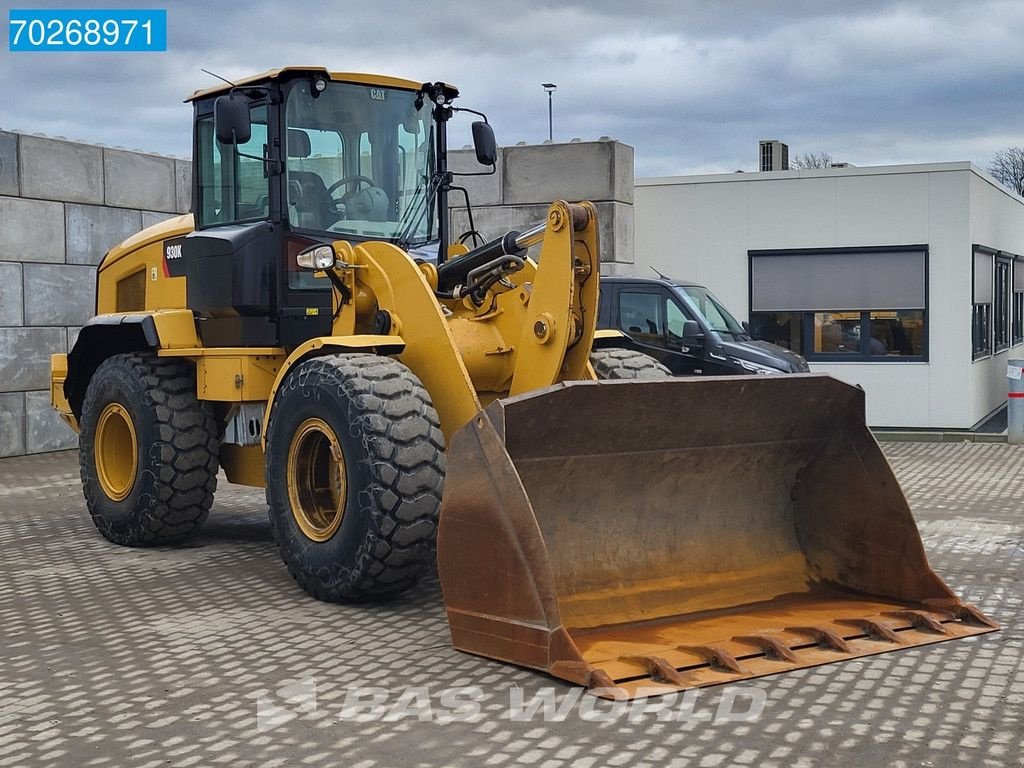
[9,9,167,52]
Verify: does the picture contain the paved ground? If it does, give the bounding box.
[0,443,1021,768]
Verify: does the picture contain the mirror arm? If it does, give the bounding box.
[450,165,496,178]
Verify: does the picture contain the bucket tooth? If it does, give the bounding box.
[884,610,951,635]
[549,660,618,692]
[587,668,617,691]
[786,626,854,654]
[679,645,747,674]
[922,599,999,629]
[956,603,999,629]
[623,655,687,686]
[734,634,798,662]
[837,617,904,644]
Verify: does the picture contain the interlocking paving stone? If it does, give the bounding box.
[0,442,1021,767]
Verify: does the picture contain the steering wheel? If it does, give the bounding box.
[326,175,377,197]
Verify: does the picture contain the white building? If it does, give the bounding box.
[633,162,1024,429]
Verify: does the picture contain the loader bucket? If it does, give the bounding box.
[437,375,997,699]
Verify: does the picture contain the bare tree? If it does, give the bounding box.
[790,151,834,170]
[989,147,1024,196]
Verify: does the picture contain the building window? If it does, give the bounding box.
[750,312,803,354]
[748,247,927,361]
[995,257,1011,352]
[972,249,993,359]
[1014,260,1024,346]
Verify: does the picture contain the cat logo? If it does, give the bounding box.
[369,88,386,102]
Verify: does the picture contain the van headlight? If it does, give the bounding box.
[734,358,785,375]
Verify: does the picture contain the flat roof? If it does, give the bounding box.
[636,160,1024,206]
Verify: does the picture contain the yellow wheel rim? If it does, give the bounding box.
[95,403,138,502]
[287,418,347,542]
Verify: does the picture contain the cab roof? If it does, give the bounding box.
[186,67,425,102]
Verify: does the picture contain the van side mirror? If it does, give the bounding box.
[682,320,701,341]
[742,320,751,335]
[471,121,497,166]
[215,93,251,145]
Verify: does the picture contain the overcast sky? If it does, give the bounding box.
[3,0,1024,177]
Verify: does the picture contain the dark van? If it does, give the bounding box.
[598,275,809,375]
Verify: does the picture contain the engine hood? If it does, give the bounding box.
[719,338,810,373]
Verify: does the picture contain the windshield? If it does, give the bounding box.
[285,80,434,243]
[679,285,745,335]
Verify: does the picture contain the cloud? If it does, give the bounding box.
[3,0,1024,176]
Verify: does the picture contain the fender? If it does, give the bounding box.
[261,334,406,448]
[61,309,199,418]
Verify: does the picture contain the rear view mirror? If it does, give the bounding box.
[215,93,251,145]
[682,320,701,340]
[471,121,497,166]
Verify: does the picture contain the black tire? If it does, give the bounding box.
[590,348,672,379]
[79,352,219,546]
[265,353,446,603]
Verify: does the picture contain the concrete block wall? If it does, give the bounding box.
[0,130,190,457]
[449,139,635,273]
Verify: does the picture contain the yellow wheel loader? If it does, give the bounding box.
[51,68,995,699]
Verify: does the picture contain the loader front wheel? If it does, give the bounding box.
[590,348,672,379]
[79,353,219,546]
[265,354,446,603]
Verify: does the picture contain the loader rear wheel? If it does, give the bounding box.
[590,348,672,379]
[79,352,219,546]
[265,353,446,603]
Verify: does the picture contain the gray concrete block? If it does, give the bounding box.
[0,327,65,392]
[600,262,639,277]
[0,132,18,196]
[65,204,142,266]
[19,135,103,204]
[175,160,192,213]
[141,211,175,229]
[453,201,632,265]
[104,149,175,212]
[0,392,25,457]
[24,265,96,326]
[502,141,634,205]
[448,148,503,206]
[0,196,65,263]
[450,204,549,257]
[595,200,634,265]
[0,263,24,326]
[67,326,82,352]
[26,390,75,453]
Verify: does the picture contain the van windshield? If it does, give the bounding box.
[679,285,746,336]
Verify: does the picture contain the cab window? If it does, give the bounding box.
[195,104,270,227]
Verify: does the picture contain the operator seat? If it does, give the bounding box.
[286,128,337,229]
[290,170,336,229]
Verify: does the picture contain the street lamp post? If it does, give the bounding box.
[542,83,556,142]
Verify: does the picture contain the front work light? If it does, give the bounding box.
[297,244,336,270]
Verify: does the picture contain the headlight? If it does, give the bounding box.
[296,244,336,270]
[734,358,785,375]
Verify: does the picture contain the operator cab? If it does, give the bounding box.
[169,68,494,348]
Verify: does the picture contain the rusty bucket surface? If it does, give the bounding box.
[437,375,997,699]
